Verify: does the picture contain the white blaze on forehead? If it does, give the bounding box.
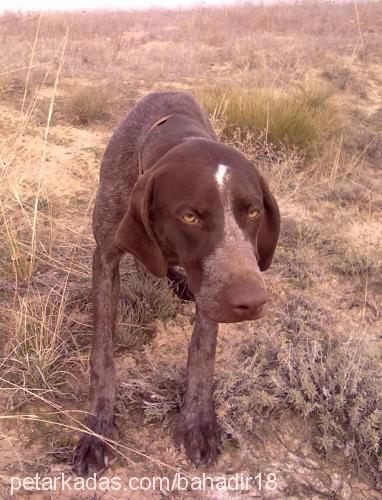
[199,162,264,300]
[214,163,247,243]
[215,164,228,187]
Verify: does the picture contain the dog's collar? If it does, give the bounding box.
[138,115,174,175]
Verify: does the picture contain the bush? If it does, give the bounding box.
[66,85,110,125]
[1,289,81,408]
[117,264,178,349]
[0,74,24,99]
[197,83,340,157]
[120,296,382,486]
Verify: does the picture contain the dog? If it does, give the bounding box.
[72,91,280,475]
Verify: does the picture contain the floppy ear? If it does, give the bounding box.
[114,171,167,277]
[257,173,280,271]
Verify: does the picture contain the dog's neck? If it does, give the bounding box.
[138,115,174,175]
[138,113,215,175]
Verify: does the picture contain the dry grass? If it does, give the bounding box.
[198,82,340,157]
[119,295,382,484]
[1,288,81,409]
[0,0,381,493]
[118,264,178,349]
[65,85,110,125]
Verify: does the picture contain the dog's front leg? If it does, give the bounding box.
[73,246,120,475]
[176,305,219,465]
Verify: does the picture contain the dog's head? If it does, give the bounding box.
[115,139,280,323]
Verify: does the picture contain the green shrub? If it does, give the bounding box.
[197,83,340,157]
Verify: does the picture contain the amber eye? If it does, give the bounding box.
[181,213,198,224]
[248,208,260,220]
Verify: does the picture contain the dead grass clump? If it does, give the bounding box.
[274,217,328,288]
[332,242,379,282]
[66,85,110,125]
[276,215,381,290]
[119,355,185,424]
[0,200,31,282]
[0,73,25,99]
[279,216,332,251]
[309,228,382,288]
[274,246,318,289]
[322,65,352,91]
[0,192,61,284]
[326,180,371,207]
[198,83,340,157]
[119,296,381,485]
[117,265,178,350]
[0,288,81,409]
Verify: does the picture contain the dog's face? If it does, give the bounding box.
[116,140,280,323]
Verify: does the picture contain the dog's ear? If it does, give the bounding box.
[257,173,280,271]
[114,171,167,277]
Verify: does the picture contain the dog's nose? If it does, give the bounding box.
[225,281,267,319]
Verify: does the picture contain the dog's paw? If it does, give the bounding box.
[175,413,220,466]
[72,434,115,476]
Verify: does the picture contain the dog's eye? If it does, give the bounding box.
[181,213,198,224]
[248,208,260,220]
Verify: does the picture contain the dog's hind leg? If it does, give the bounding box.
[72,246,120,476]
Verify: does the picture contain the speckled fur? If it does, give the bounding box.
[72,91,279,474]
[73,92,220,475]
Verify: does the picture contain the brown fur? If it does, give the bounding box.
[72,91,280,475]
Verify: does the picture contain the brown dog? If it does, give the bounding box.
[72,91,280,475]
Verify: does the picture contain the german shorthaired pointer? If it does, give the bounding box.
[72,91,280,475]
